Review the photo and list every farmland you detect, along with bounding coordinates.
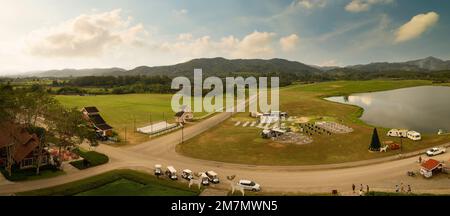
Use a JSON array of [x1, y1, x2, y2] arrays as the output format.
[[177, 80, 450, 165], [57, 94, 209, 145]]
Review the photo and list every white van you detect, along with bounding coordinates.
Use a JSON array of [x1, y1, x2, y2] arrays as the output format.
[[165, 166, 178, 180], [387, 129, 408, 138], [407, 131, 421, 141]]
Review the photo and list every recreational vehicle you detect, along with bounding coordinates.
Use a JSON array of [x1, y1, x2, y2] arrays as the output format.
[[386, 129, 408, 138], [165, 166, 178, 180], [407, 131, 421, 141]]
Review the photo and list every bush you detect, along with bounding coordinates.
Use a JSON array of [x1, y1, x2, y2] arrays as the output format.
[[70, 149, 109, 170], [0, 165, 62, 181]]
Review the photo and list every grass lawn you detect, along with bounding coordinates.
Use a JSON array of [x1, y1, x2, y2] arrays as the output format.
[[0, 165, 65, 182], [56, 94, 209, 145], [69, 148, 109, 170], [177, 80, 450, 165], [17, 169, 201, 196]]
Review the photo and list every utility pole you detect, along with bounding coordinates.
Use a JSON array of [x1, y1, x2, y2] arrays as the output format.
[[181, 125, 184, 144], [124, 127, 127, 144]]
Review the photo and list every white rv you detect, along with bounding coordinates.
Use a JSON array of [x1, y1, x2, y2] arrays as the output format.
[[407, 131, 421, 141], [386, 129, 408, 138]]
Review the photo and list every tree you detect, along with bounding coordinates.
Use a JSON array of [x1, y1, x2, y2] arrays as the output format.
[[46, 106, 98, 168], [369, 128, 381, 151]]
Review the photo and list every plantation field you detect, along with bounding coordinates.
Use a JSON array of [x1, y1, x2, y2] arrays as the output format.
[[177, 80, 450, 165]]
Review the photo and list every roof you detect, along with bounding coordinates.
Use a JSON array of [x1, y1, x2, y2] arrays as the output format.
[[89, 114, 106, 125], [95, 124, 113, 130], [83, 106, 99, 114], [175, 111, 185, 117], [0, 122, 41, 162], [421, 159, 441, 171]]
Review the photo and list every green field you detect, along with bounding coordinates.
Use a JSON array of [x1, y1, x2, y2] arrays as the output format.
[[57, 94, 210, 144], [17, 169, 201, 196], [177, 80, 450, 165]]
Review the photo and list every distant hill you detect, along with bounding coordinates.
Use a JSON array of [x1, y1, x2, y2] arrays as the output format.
[[347, 56, 450, 72], [25, 68, 126, 77], [106, 57, 321, 78]]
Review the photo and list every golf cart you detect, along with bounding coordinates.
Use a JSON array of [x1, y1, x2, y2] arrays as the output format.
[[154, 164, 162, 176], [165, 166, 178, 180], [206, 171, 220, 184], [199, 172, 210, 186], [181, 169, 194, 180]]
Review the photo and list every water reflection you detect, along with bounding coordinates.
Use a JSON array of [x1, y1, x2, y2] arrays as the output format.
[[326, 86, 450, 133]]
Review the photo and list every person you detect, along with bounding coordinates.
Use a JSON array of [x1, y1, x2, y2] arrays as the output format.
[[352, 184, 356, 193], [366, 185, 369, 193], [395, 185, 399, 192], [418, 156, 422, 163], [400, 183, 404, 193], [360, 184, 363, 192], [407, 185, 412, 194]]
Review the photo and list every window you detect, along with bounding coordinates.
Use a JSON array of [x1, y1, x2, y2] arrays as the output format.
[[21, 158, 34, 168]]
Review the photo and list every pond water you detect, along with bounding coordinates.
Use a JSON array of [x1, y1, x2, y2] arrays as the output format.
[[326, 86, 450, 134]]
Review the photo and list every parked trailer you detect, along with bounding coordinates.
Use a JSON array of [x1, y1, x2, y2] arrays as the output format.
[[387, 129, 408, 138]]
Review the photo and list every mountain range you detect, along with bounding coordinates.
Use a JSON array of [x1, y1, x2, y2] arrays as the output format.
[[15, 56, 450, 78]]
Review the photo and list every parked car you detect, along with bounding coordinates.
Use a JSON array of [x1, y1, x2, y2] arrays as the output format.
[[238, 180, 261, 192], [426, 147, 446, 156], [181, 169, 194, 180], [154, 164, 162, 176], [198, 172, 210, 186], [165, 166, 178, 180], [206, 171, 220, 184]]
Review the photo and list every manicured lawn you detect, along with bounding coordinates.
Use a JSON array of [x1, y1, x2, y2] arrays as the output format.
[[56, 94, 209, 145], [69, 148, 109, 170], [17, 169, 201, 196], [0, 165, 65, 182], [177, 80, 450, 165]]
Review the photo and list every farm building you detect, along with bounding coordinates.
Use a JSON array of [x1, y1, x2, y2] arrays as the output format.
[[420, 159, 444, 178], [82, 106, 113, 138], [0, 122, 50, 172]]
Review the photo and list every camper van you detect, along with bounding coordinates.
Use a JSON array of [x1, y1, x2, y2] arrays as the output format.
[[407, 131, 421, 141], [165, 166, 178, 180], [387, 129, 408, 138]]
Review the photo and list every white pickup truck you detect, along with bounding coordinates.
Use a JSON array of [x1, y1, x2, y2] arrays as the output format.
[[426, 147, 446, 156]]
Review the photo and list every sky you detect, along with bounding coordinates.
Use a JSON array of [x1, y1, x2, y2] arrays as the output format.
[[0, 0, 449, 74]]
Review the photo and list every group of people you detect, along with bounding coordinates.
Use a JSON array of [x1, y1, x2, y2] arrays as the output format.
[[352, 184, 369, 196], [352, 183, 412, 195], [395, 182, 412, 193]]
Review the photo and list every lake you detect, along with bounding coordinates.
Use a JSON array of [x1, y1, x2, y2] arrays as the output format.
[[326, 86, 450, 134]]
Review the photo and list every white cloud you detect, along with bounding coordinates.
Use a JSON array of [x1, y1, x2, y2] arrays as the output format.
[[156, 31, 277, 59], [280, 34, 300, 51], [173, 9, 188, 17], [345, 0, 394, 13], [26, 9, 147, 57], [292, 0, 327, 9], [394, 11, 439, 43]]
